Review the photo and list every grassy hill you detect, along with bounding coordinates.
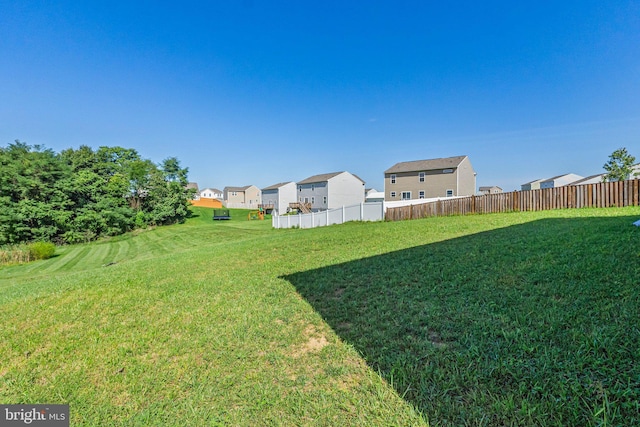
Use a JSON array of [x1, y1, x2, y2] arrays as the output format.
[[1, 206, 639, 426]]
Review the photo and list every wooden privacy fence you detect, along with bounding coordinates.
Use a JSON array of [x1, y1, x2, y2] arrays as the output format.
[[385, 179, 640, 221]]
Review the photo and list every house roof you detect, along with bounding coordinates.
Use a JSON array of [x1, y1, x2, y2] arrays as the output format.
[[522, 178, 543, 185], [384, 155, 467, 174], [569, 174, 603, 185], [224, 185, 253, 192], [186, 182, 198, 190], [262, 181, 294, 191], [200, 187, 222, 193], [479, 186, 502, 191], [298, 171, 364, 185], [541, 173, 582, 183]]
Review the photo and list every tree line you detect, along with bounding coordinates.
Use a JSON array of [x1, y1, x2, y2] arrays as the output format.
[[0, 141, 195, 245]]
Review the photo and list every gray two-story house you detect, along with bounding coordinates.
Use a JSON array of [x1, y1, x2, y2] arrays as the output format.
[[297, 171, 365, 212], [261, 182, 297, 214]]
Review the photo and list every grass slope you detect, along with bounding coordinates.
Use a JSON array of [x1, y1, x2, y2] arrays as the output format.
[[1, 206, 639, 426]]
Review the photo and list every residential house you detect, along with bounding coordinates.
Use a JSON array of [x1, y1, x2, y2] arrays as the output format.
[[365, 188, 385, 202], [570, 163, 640, 185], [296, 171, 365, 212], [199, 188, 223, 200], [384, 155, 476, 201], [479, 186, 503, 195], [521, 179, 544, 191], [540, 174, 584, 189], [186, 182, 199, 199], [569, 174, 605, 186], [224, 185, 261, 209], [189, 185, 224, 208], [261, 182, 297, 214]]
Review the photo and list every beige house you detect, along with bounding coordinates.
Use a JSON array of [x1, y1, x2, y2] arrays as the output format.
[[224, 185, 261, 209], [521, 179, 544, 191], [384, 155, 476, 201], [479, 186, 503, 195]]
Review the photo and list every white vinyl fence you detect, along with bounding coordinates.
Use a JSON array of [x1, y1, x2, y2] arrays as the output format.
[[272, 202, 384, 229]]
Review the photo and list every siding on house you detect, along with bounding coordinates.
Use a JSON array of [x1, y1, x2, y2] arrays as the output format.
[[384, 155, 476, 201], [224, 185, 261, 209], [297, 171, 365, 211], [261, 181, 297, 214], [540, 173, 584, 189], [479, 186, 503, 195], [199, 188, 223, 199], [521, 179, 544, 191], [569, 174, 604, 185]]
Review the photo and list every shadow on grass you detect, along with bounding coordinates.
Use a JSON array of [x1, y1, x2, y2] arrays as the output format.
[[283, 215, 640, 426]]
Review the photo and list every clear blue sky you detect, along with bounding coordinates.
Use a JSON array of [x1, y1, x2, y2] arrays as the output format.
[[1, 1, 639, 191]]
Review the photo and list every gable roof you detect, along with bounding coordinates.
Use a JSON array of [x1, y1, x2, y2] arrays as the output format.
[[200, 187, 222, 193], [522, 178, 543, 185], [224, 185, 254, 192], [569, 174, 603, 185], [541, 173, 582, 183], [385, 155, 467, 174], [298, 171, 364, 185], [262, 181, 294, 191]]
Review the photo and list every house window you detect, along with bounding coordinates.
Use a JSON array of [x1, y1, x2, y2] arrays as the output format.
[[446, 189, 454, 197], [419, 191, 425, 199], [311, 197, 315, 204], [299, 186, 302, 192], [311, 185, 315, 191], [390, 191, 396, 198], [419, 172, 425, 182], [323, 196, 327, 204], [390, 174, 396, 184], [443, 169, 453, 174], [401, 191, 411, 200]]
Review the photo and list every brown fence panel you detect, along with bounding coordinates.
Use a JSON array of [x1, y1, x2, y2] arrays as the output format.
[[384, 179, 640, 222]]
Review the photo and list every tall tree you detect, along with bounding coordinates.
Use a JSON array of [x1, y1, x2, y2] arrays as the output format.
[[603, 148, 636, 182], [1, 141, 193, 244]]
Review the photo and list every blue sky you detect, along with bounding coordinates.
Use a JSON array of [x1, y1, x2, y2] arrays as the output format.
[[1, 1, 639, 191]]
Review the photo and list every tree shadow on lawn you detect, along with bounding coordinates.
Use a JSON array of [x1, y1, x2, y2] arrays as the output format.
[[282, 215, 640, 426]]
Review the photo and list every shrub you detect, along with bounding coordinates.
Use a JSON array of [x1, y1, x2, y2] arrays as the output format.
[[0, 244, 31, 265], [28, 241, 56, 260]]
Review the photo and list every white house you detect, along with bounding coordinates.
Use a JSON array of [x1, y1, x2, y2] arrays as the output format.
[[540, 173, 584, 189], [261, 182, 297, 214], [365, 188, 385, 202], [199, 188, 223, 200], [570, 163, 640, 185], [569, 174, 604, 186], [297, 171, 365, 212]]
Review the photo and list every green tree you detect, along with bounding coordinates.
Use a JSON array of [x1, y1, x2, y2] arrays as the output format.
[[1, 141, 193, 244], [603, 148, 637, 182], [0, 141, 73, 244]]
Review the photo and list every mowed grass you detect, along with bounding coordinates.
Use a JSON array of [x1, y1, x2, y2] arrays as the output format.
[[1, 206, 640, 425]]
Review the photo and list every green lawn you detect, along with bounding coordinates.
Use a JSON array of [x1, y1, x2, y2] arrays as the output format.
[[1, 206, 639, 426]]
